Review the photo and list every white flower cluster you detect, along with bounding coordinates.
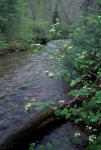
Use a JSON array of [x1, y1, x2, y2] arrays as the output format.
[[56, 18, 59, 22], [75, 51, 87, 60], [30, 43, 42, 49], [44, 71, 54, 78], [48, 72, 54, 78], [78, 55, 85, 59], [89, 134, 96, 142], [86, 126, 92, 130], [82, 51, 87, 54], [70, 81, 75, 87], [59, 100, 65, 103], [83, 85, 91, 90], [63, 44, 67, 48], [74, 132, 81, 137], [35, 43, 41, 46], [25, 103, 32, 111], [98, 16, 101, 19], [68, 46, 73, 50], [50, 18, 61, 34], [50, 27, 56, 33]]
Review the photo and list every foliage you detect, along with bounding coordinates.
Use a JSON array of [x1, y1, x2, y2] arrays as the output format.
[[25, 2, 101, 150], [86, 134, 101, 150], [30, 43, 46, 52], [27, 12, 101, 149], [0, 0, 33, 54], [58, 13, 101, 149], [50, 18, 71, 40], [29, 143, 35, 150], [32, 21, 50, 44], [29, 138, 70, 150], [0, 39, 8, 55], [50, 19, 61, 39]]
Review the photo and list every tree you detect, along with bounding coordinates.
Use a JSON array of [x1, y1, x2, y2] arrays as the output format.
[[0, 0, 33, 53]]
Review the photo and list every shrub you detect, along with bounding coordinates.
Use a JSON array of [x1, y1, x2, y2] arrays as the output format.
[[60, 15, 101, 149], [32, 21, 51, 44], [0, 40, 8, 55]]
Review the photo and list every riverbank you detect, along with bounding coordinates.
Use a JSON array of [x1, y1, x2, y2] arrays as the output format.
[[0, 40, 87, 150]]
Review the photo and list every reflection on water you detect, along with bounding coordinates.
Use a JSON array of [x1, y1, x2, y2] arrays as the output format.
[[0, 50, 35, 76]]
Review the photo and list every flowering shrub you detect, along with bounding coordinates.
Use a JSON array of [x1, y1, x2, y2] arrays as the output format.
[[58, 15, 101, 149], [50, 19, 62, 39], [28, 12, 101, 150], [29, 43, 47, 53]]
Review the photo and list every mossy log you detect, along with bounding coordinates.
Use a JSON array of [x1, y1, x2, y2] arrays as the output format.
[[0, 97, 79, 150]]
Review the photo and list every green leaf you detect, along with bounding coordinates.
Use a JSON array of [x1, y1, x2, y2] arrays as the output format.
[[97, 71, 101, 77], [54, 109, 61, 117], [79, 111, 87, 119], [90, 116, 99, 123], [92, 91, 101, 103], [70, 108, 78, 116], [61, 108, 70, 119], [95, 98, 101, 104], [69, 89, 90, 96], [75, 118, 82, 124], [70, 77, 82, 86], [61, 69, 71, 82], [77, 89, 90, 96]]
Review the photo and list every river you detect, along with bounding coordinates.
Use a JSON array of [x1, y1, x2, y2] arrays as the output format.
[[0, 40, 87, 150]]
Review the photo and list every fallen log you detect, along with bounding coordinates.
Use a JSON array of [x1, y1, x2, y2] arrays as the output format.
[[0, 97, 79, 150]]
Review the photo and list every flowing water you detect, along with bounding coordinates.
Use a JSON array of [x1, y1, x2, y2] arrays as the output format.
[[0, 40, 87, 150]]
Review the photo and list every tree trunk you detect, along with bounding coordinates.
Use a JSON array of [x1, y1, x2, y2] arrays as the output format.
[[83, 0, 89, 25]]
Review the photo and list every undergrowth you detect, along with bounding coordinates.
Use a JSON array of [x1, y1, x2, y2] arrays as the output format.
[[55, 15, 101, 150], [27, 15, 101, 150]]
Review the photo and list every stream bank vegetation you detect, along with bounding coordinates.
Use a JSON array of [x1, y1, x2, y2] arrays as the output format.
[[54, 15, 101, 150], [27, 1, 101, 150]]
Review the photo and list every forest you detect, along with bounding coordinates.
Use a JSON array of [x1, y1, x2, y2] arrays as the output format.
[[0, 0, 101, 150]]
